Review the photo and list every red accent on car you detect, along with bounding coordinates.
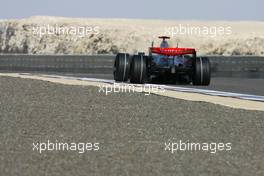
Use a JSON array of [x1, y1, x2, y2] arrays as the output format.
[[150, 47, 196, 56]]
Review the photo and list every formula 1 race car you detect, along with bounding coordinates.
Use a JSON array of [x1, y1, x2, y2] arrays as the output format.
[[113, 36, 211, 85]]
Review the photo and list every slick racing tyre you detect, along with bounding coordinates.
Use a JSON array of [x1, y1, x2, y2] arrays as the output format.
[[113, 53, 130, 82], [193, 57, 211, 86], [130, 54, 148, 84]]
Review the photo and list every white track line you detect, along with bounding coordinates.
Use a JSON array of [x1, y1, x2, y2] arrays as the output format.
[[20, 73, 264, 102], [161, 85, 264, 102], [1, 73, 264, 111]]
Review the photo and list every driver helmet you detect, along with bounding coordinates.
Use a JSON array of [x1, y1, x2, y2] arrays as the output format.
[[160, 39, 169, 48]]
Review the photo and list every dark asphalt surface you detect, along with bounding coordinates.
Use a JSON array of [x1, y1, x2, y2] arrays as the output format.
[[0, 77, 264, 175], [1, 54, 264, 97], [184, 77, 264, 96]]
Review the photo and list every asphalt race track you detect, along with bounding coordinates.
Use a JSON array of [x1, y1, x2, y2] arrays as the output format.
[[184, 77, 264, 96], [0, 55, 264, 175], [0, 76, 263, 176], [0, 55, 263, 96]]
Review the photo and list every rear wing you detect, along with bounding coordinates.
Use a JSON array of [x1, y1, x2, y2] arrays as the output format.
[[150, 47, 196, 56]]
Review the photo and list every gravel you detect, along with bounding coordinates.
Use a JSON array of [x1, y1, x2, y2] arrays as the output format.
[[0, 77, 263, 176]]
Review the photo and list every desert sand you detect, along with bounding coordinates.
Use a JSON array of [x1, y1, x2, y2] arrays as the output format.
[[0, 16, 264, 55]]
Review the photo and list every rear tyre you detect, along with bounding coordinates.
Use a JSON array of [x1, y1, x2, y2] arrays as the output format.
[[113, 53, 130, 82], [130, 54, 148, 84], [193, 57, 211, 86]]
